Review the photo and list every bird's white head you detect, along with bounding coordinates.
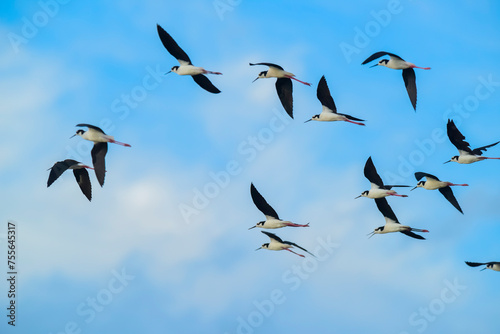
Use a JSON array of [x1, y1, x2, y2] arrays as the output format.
[[249, 221, 265, 230], [252, 71, 268, 82], [371, 59, 389, 68], [411, 181, 425, 191], [304, 115, 320, 123], [483, 264, 494, 271], [444, 156, 459, 164], [166, 66, 180, 74], [256, 243, 269, 251], [368, 226, 384, 238], [70, 129, 85, 139], [355, 190, 369, 199]]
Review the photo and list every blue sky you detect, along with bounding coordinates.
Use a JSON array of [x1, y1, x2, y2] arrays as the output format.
[[1, 0, 500, 333]]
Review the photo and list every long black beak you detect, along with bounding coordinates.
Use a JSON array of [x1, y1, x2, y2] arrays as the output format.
[[255, 247, 262, 251], [481, 267, 488, 271], [248, 226, 256, 230], [443, 160, 451, 164], [165, 71, 172, 75], [370, 64, 378, 68], [252, 77, 259, 83], [410, 186, 418, 191], [367, 231, 375, 238], [354, 195, 362, 199], [304, 119, 312, 123], [69, 134, 77, 139]]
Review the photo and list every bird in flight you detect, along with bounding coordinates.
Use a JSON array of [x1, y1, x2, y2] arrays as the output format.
[[368, 197, 429, 240], [157, 24, 222, 94], [256, 231, 315, 257], [249, 183, 309, 229], [356, 157, 409, 199], [71, 124, 131, 187], [250, 62, 311, 119], [47, 159, 93, 201], [411, 172, 467, 214], [362, 51, 430, 111], [465, 261, 500, 272], [304, 75, 365, 126], [445, 119, 500, 164]]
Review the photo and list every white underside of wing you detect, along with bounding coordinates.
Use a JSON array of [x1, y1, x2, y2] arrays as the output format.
[[321, 105, 335, 114], [458, 149, 471, 156]]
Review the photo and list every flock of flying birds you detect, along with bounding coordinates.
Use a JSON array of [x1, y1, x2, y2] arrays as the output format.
[[46, 24, 499, 272]]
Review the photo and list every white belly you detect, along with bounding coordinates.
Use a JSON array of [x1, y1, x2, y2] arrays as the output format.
[[318, 109, 345, 122], [267, 67, 294, 78], [458, 155, 482, 164], [83, 130, 112, 143], [268, 240, 289, 251], [383, 223, 406, 233], [423, 179, 448, 190], [175, 65, 204, 76], [387, 59, 411, 70], [367, 188, 393, 199], [263, 219, 287, 229]]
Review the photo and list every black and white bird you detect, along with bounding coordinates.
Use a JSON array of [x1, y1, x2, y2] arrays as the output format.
[[157, 24, 222, 94], [368, 198, 429, 239], [445, 119, 500, 164], [304, 76, 365, 125], [356, 157, 409, 199], [361, 51, 430, 110], [250, 62, 311, 119], [411, 172, 468, 214], [249, 183, 309, 229], [71, 124, 131, 187], [47, 159, 93, 201], [465, 261, 500, 272], [256, 231, 314, 257]]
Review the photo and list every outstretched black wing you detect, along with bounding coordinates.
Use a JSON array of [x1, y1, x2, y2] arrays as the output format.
[[284, 241, 315, 257], [471, 141, 500, 156], [438, 187, 463, 214], [47, 159, 79, 187], [73, 168, 92, 201], [76, 123, 106, 134], [249, 62, 284, 70], [276, 78, 293, 119], [192, 74, 221, 94], [465, 261, 486, 267], [338, 113, 365, 122], [402, 68, 417, 111], [401, 230, 425, 240], [251, 183, 279, 220], [364, 156, 384, 187], [415, 172, 439, 181], [91, 142, 108, 187], [374, 198, 399, 224], [316, 76, 337, 112], [447, 119, 471, 153], [361, 51, 404, 64], [261, 231, 283, 243], [157, 24, 192, 64]]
